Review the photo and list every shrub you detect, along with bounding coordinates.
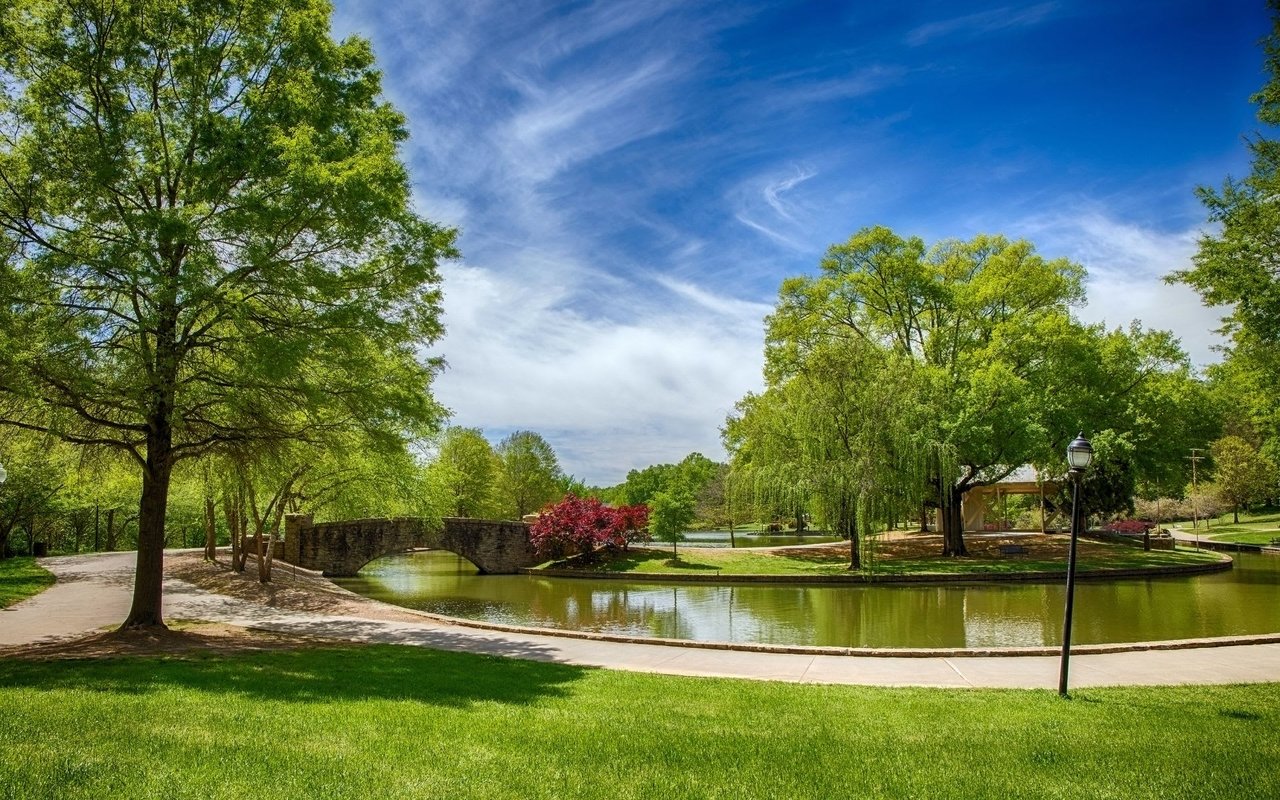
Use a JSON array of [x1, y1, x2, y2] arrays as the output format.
[[1104, 519, 1154, 535]]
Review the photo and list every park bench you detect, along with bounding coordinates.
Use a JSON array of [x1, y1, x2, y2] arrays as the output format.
[[1269, 538, 1280, 547], [998, 544, 1028, 555]]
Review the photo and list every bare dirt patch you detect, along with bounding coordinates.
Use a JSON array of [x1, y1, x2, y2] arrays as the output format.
[[0, 621, 333, 661], [769, 532, 1113, 563], [166, 550, 425, 623]]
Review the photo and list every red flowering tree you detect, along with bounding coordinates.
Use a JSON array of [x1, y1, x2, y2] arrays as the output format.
[[616, 504, 651, 548], [529, 494, 650, 558]]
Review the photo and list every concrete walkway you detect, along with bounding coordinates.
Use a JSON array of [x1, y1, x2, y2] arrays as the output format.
[[4, 551, 1280, 689]]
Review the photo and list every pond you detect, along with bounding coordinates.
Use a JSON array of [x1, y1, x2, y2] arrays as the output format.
[[332, 550, 1280, 649]]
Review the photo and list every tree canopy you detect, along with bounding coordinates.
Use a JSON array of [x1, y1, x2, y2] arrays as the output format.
[[0, 0, 454, 627], [730, 227, 1200, 559], [494, 430, 563, 519], [428, 427, 499, 518]]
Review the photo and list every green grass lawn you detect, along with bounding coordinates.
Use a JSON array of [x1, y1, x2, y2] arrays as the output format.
[[1205, 528, 1280, 545], [566, 543, 1221, 578], [0, 645, 1275, 799], [1193, 508, 1280, 545], [0, 557, 54, 608]]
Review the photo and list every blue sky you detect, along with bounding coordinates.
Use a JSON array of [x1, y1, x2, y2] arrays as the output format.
[[332, 1, 1270, 486]]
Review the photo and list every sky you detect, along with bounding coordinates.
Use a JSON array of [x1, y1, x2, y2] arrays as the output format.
[[331, 0, 1272, 486]]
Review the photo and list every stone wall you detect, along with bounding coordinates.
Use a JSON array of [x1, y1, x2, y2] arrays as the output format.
[[281, 514, 537, 576]]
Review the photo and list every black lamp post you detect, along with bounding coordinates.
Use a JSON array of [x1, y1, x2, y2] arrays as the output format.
[[1058, 432, 1094, 698]]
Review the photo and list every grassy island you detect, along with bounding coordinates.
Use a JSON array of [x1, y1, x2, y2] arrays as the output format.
[[541, 533, 1224, 580]]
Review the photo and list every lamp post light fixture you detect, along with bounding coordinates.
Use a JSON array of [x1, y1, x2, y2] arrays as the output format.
[[1058, 432, 1094, 698]]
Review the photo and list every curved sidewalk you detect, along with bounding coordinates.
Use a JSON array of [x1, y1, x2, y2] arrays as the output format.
[[3, 551, 1280, 689]]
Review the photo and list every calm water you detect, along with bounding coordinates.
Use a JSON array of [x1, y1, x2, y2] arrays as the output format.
[[334, 550, 1280, 649]]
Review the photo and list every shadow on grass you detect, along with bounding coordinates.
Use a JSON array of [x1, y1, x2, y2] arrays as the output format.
[[0, 640, 591, 708]]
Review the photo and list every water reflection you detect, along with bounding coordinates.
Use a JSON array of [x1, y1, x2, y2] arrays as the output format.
[[333, 550, 1280, 648]]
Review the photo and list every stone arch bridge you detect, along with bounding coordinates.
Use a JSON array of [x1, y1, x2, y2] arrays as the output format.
[[282, 514, 539, 577]]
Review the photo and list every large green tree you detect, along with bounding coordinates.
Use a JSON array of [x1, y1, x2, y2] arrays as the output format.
[[1209, 435, 1277, 523], [0, 0, 453, 628], [428, 427, 499, 518], [757, 227, 1195, 556], [773, 227, 1091, 555], [494, 431, 563, 519]]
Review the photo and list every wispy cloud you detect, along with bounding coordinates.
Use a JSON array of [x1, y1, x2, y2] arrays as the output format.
[[762, 166, 816, 222], [906, 3, 1058, 46]]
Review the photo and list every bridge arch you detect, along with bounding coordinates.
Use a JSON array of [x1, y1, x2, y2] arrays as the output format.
[[282, 514, 538, 577]]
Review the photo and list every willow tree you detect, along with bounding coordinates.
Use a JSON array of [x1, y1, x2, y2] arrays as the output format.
[[0, 0, 454, 628], [769, 227, 1097, 556], [725, 331, 925, 570]]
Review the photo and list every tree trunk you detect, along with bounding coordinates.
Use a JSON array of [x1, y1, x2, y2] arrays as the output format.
[[203, 495, 217, 560], [919, 501, 929, 533], [1234, 505, 1240, 524], [940, 486, 968, 557], [224, 492, 246, 572], [120, 430, 174, 630], [843, 496, 861, 570], [94, 503, 100, 551]]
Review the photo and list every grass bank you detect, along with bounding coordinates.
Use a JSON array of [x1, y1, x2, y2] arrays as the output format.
[[559, 536, 1221, 579], [0, 557, 54, 608], [1206, 528, 1280, 545], [1, 645, 1276, 799], [1197, 510, 1280, 545]]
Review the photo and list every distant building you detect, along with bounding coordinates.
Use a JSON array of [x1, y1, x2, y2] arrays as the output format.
[[962, 466, 1060, 532]]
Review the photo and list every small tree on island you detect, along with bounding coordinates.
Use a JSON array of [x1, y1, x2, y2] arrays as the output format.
[[529, 494, 649, 560], [649, 490, 696, 560]]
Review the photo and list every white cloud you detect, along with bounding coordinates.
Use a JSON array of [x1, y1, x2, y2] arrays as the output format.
[[430, 262, 766, 485]]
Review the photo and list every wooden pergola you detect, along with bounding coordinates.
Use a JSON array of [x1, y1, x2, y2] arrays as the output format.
[[961, 467, 1061, 532]]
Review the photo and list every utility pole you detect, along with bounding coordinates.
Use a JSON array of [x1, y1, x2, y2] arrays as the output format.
[[1187, 448, 1205, 535]]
